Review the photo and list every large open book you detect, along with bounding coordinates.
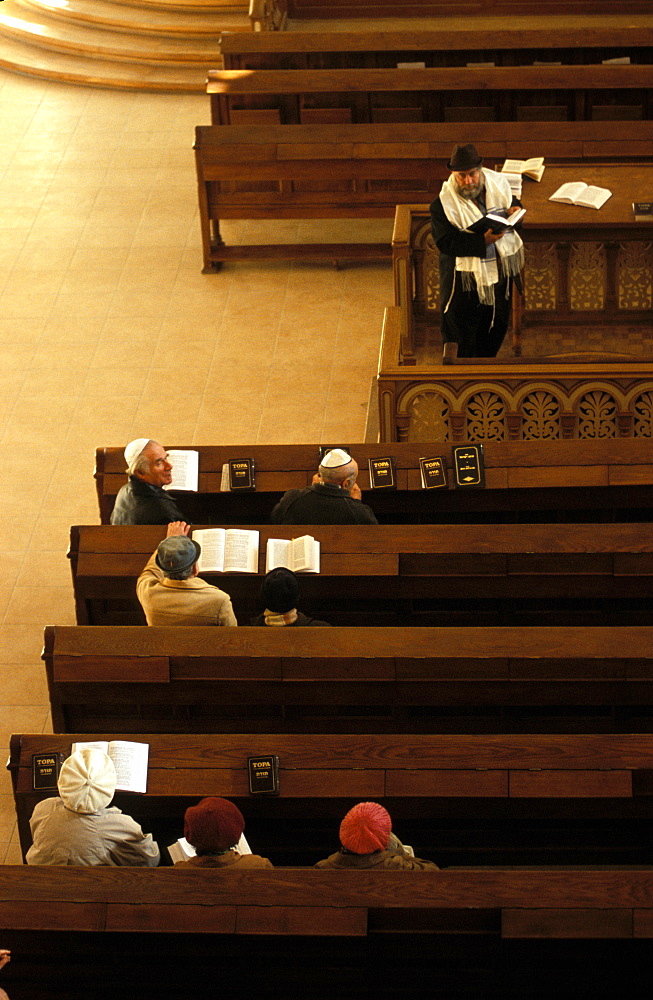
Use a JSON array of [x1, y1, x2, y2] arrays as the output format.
[[168, 833, 252, 864], [265, 535, 320, 574], [71, 740, 149, 794], [192, 528, 259, 574], [502, 157, 545, 182], [468, 207, 526, 235], [163, 450, 199, 492], [549, 182, 612, 210]]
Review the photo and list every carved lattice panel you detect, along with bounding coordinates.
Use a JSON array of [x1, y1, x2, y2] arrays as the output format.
[[520, 390, 562, 439], [617, 242, 653, 310], [577, 390, 617, 438], [523, 243, 556, 311], [465, 391, 506, 441], [407, 391, 450, 442], [423, 241, 440, 312], [632, 391, 653, 437], [569, 242, 606, 311]]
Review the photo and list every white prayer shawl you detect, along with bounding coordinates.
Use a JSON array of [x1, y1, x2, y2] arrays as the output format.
[[439, 168, 524, 307]]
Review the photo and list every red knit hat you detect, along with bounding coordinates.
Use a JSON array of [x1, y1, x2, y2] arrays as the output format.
[[184, 797, 245, 854], [339, 802, 392, 854]]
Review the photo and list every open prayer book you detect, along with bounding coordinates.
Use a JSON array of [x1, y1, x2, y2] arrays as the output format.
[[71, 740, 149, 794], [192, 528, 259, 574], [468, 207, 526, 235], [549, 182, 612, 210], [163, 450, 199, 492], [168, 833, 252, 864], [265, 535, 320, 574], [502, 157, 545, 182]]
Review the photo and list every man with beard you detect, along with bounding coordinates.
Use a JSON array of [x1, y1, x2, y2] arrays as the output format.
[[430, 143, 524, 358]]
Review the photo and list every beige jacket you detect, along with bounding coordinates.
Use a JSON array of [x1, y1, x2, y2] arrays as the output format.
[[26, 797, 160, 867], [137, 552, 237, 626]]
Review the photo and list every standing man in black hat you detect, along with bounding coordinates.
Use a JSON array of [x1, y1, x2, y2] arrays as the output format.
[[430, 143, 524, 358]]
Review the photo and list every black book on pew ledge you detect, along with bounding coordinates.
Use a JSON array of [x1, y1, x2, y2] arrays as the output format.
[[419, 456, 447, 489], [633, 202, 653, 222], [467, 207, 526, 235], [32, 752, 64, 790], [248, 755, 280, 795], [220, 458, 255, 491], [453, 445, 486, 489], [368, 456, 397, 490]]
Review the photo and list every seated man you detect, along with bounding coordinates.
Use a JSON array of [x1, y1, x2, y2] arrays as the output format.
[[137, 522, 237, 626], [111, 438, 186, 525], [251, 567, 331, 627], [174, 797, 272, 870], [315, 801, 438, 870], [270, 449, 378, 525], [26, 749, 160, 867]]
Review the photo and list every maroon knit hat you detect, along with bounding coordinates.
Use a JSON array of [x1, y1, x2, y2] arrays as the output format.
[[184, 797, 245, 854], [339, 802, 392, 854]]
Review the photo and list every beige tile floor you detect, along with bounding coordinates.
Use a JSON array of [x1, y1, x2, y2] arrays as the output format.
[[0, 68, 395, 862]]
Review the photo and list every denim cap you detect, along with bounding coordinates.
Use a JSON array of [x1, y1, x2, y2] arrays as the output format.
[[155, 535, 201, 576]]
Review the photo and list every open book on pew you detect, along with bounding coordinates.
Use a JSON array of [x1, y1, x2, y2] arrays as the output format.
[[163, 450, 199, 492], [191, 528, 320, 574], [168, 833, 252, 864], [502, 157, 545, 182], [468, 207, 526, 235], [549, 182, 612, 209], [72, 740, 149, 794], [265, 535, 320, 574]]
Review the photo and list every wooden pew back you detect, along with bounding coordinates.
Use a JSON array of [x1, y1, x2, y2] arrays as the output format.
[[44, 625, 653, 734], [95, 439, 653, 524], [207, 66, 653, 126], [69, 522, 653, 628], [12, 732, 653, 866]]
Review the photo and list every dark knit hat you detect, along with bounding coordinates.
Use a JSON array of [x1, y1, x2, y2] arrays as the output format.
[[260, 567, 300, 613], [339, 802, 392, 854], [447, 143, 483, 171], [155, 535, 201, 576], [184, 797, 245, 854]]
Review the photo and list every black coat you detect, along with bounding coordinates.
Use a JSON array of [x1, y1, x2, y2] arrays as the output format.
[[110, 476, 185, 525], [270, 483, 378, 525]]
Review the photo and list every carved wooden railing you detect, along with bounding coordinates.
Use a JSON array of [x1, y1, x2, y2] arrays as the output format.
[[249, 0, 287, 30], [378, 307, 653, 442], [393, 204, 653, 364]]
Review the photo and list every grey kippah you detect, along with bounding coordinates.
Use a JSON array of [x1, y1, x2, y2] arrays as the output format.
[[155, 536, 200, 576]]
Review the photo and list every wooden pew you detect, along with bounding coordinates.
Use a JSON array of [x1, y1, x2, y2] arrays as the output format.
[[283, 0, 651, 17], [194, 122, 653, 267], [12, 732, 653, 866], [95, 440, 653, 525], [2, 867, 653, 1000], [207, 65, 653, 126], [68, 522, 653, 628], [219, 24, 653, 71], [43, 625, 653, 734]]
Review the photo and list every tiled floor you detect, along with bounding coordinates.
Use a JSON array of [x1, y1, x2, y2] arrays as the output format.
[[0, 68, 395, 862]]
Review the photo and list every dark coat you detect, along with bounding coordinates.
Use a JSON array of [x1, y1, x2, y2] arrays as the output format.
[[429, 193, 522, 358], [110, 476, 185, 525], [270, 483, 378, 525]]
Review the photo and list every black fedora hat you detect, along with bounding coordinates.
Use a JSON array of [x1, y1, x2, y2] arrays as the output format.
[[447, 143, 483, 171]]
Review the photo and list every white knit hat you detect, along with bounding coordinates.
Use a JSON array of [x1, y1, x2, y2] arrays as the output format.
[[124, 438, 150, 473], [320, 449, 352, 469], [58, 749, 117, 814]]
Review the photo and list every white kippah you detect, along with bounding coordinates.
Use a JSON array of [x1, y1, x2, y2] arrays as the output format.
[[124, 438, 150, 472], [320, 449, 352, 469]]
